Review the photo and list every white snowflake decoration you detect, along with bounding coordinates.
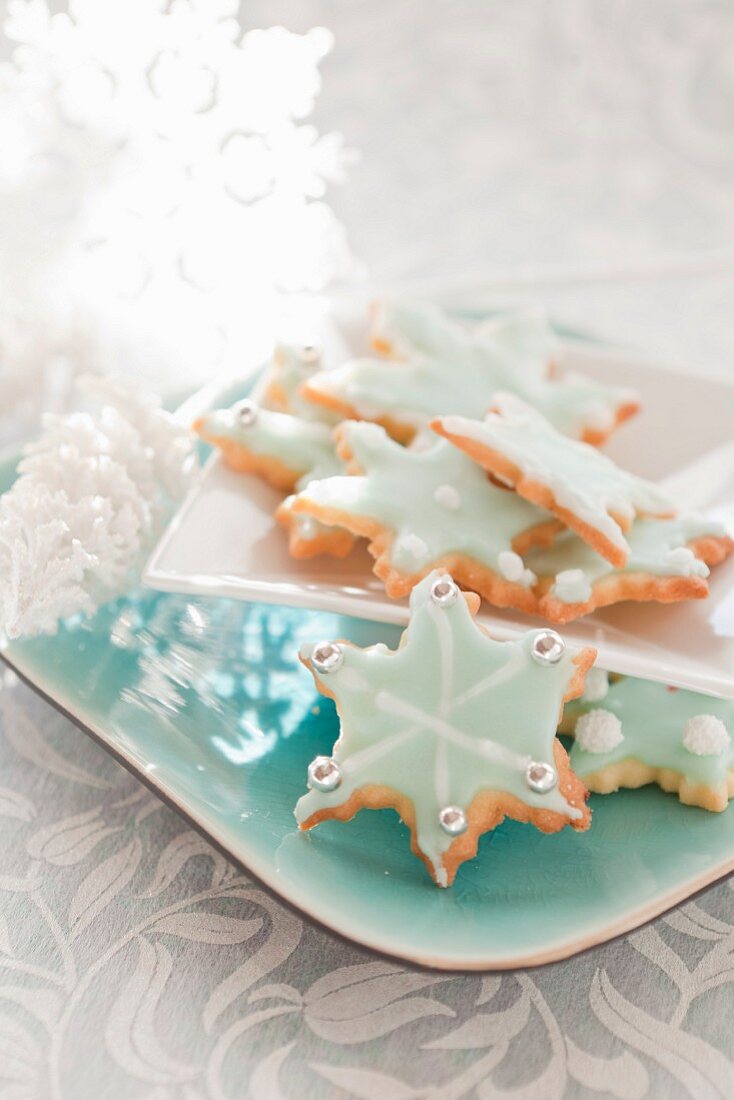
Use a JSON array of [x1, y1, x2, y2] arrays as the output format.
[[0, 376, 197, 638], [0, 1, 356, 443]]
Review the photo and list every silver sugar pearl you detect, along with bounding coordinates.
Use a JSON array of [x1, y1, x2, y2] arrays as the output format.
[[308, 755, 342, 792], [525, 760, 558, 793], [431, 576, 459, 608], [311, 641, 344, 674], [531, 629, 565, 666], [438, 805, 468, 835], [298, 344, 321, 365], [235, 398, 258, 427]]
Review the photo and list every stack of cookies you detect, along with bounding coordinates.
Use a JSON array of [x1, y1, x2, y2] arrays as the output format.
[[194, 302, 734, 886], [195, 300, 732, 625]]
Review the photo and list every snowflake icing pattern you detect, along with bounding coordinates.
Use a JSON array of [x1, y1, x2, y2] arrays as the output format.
[[296, 571, 594, 885]]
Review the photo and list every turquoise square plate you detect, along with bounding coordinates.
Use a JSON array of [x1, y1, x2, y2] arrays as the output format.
[[2, 442, 733, 969]]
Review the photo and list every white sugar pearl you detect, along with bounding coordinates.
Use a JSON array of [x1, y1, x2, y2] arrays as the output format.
[[396, 533, 429, 562], [665, 546, 696, 565], [575, 709, 624, 754], [582, 668, 609, 703], [433, 484, 461, 510], [497, 550, 524, 583], [554, 569, 592, 604], [682, 715, 731, 757]]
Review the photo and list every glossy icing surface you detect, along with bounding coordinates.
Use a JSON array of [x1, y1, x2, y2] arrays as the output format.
[[258, 343, 341, 425], [438, 393, 673, 563], [197, 403, 340, 484], [307, 302, 636, 439], [293, 421, 547, 576], [570, 678, 734, 789], [296, 571, 588, 884], [526, 515, 719, 602]]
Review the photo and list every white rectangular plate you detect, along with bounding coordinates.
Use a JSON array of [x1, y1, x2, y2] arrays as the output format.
[[145, 329, 734, 698]]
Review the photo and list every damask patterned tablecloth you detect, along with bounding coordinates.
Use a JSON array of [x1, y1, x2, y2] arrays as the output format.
[[2, 2, 734, 1097]]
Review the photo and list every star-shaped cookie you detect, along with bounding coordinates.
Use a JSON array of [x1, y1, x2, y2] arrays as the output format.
[[433, 392, 674, 567], [257, 342, 341, 425], [566, 677, 734, 812], [296, 570, 595, 885], [525, 513, 733, 622], [302, 301, 638, 445], [194, 400, 355, 558], [290, 420, 560, 610]]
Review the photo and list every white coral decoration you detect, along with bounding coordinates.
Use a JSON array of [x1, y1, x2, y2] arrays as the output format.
[[0, 377, 197, 639], [0, 1, 355, 444]]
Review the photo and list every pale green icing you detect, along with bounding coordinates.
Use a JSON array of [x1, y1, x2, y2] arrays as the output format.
[[254, 343, 341, 425], [439, 393, 672, 562], [296, 569, 587, 884], [198, 404, 341, 486], [374, 301, 555, 382], [308, 301, 636, 440], [199, 400, 351, 551], [293, 421, 547, 578], [568, 677, 734, 792], [526, 514, 720, 602]]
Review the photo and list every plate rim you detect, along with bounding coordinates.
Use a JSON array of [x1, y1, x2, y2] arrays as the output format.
[[3, 641, 733, 971]]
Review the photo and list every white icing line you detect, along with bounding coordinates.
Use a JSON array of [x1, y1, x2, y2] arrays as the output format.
[[428, 600, 454, 720], [454, 646, 527, 708], [340, 725, 423, 776], [375, 690, 529, 771]]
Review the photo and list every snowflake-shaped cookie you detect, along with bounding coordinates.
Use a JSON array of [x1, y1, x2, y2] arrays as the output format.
[[194, 399, 354, 558], [303, 301, 638, 445], [566, 678, 734, 812], [434, 392, 674, 567], [290, 420, 559, 608], [255, 342, 341, 425], [525, 514, 733, 622], [296, 570, 594, 885], [195, 401, 339, 491]]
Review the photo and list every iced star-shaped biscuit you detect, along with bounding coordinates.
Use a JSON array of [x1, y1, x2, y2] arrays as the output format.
[[296, 570, 594, 885], [256, 342, 340, 424], [524, 513, 733, 622], [434, 393, 674, 567], [566, 677, 734, 811], [194, 400, 355, 558], [303, 301, 638, 445], [195, 401, 339, 492], [291, 420, 559, 610]]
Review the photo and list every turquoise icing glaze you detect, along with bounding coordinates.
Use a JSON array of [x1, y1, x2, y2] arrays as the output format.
[[296, 570, 589, 885], [569, 678, 734, 792], [307, 301, 636, 440], [293, 421, 545, 578], [438, 393, 673, 563], [526, 515, 720, 602]]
